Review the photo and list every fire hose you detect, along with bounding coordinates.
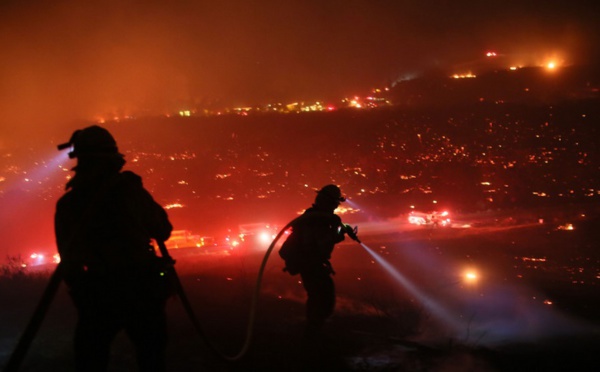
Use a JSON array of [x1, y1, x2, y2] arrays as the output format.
[[3, 265, 64, 371], [155, 216, 299, 362]]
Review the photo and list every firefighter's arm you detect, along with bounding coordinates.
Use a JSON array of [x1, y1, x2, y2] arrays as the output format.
[[122, 171, 173, 242], [330, 215, 346, 244], [54, 195, 78, 257]]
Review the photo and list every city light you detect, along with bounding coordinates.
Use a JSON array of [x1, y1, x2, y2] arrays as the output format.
[[557, 223, 574, 231], [164, 203, 184, 209], [451, 72, 477, 79]]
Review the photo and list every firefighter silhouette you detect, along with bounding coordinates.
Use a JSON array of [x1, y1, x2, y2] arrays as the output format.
[[55, 126, 173, 372], [291, 185, 348, 339]]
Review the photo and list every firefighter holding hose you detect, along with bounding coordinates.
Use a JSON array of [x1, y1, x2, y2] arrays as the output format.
[[280, 184, 359, 343], [55, 126, 173, 372]]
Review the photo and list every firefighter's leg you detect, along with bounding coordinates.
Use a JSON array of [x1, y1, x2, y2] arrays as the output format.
[[73, 306, 120, 372], [125, 300, 168, 372], [301, 269, 336, 334]]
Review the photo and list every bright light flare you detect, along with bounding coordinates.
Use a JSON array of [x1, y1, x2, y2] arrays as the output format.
[[464, 270, 478, 283], [28, 252, 60, 266], [557, 223, 574, 231], [259, 231, 272, 244]]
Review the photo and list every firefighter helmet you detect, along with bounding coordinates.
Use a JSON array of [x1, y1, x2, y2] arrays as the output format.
[[58, 125, 122, 159], [316, 184, 346, 202]]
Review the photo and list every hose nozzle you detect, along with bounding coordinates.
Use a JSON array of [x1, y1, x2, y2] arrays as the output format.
[[342, 224, 361, 244]]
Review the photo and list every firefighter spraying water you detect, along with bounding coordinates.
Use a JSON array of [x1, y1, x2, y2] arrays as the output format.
[[278, 184, 361, 343]]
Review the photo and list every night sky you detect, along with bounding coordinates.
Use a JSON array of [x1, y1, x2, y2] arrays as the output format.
[[1, 0, 599, 140]]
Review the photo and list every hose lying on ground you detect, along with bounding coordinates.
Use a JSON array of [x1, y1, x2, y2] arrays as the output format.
[[158, 216, 300, 362]]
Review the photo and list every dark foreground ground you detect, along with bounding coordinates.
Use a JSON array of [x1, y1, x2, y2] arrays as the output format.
[[1, 209, 599, 371]]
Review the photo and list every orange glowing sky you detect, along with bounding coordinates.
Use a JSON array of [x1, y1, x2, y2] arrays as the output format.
[[1, 0, 598, 141]]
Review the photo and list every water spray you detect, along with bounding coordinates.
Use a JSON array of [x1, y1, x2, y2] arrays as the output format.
[[359, 242, 463, 332]]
